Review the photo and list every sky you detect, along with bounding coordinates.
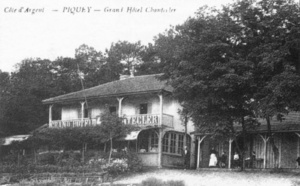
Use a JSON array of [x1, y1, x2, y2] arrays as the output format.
[[0, 0, 234, 72]]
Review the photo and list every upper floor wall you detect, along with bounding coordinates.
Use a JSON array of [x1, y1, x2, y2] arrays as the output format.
[[49, 93, 194, 133]]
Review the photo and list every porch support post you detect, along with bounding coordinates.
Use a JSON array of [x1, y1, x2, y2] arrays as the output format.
[[279, 135, 282, 168], [296, 133, 300, 157], [228, 137, 233, 169], [295, 132, 300, 168], [259, 134, 269, 169], [158, 128, 163, 168], [158, 94, 163, 125], [80, 102, 85, 121], [197, 135, 207, 169], [49, 104, 53, 126], [117, 97, 124, 116]]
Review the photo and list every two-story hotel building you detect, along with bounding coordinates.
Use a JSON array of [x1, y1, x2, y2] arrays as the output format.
[[42, 74, 195, 168]]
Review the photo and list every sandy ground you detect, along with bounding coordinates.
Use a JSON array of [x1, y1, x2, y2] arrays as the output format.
[[114, 169, 300, 186]]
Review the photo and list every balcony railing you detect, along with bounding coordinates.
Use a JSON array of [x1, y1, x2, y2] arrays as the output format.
[[50, 113, 173, 128], [123, 114, 173, 128], [50, 118, 99, 128]]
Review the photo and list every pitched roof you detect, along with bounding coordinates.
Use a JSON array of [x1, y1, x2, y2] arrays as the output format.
[[1, 135, 31, 146], [192, 112, 300, 135], [42, 74, 173, 104]]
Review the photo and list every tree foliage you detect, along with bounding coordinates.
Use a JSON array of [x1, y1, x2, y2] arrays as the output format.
[[154, 0, 300, 169], [29, 126, 104, 151], [99, 109, 136, 163], [0, 41, 161, 136], [105, 41, 145, 75]]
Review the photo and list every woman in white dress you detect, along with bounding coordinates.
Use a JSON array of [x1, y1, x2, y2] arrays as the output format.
[[209, 153, 218, 167]]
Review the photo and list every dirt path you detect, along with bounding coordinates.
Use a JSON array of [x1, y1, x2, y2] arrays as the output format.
[[114, 169, 300, 186]]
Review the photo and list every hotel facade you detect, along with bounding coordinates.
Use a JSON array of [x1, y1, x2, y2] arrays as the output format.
[[43, 74, 300, 169], [42, 74, 194, 168]]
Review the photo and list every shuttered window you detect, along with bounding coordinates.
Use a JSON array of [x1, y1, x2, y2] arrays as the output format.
[[162, 132, 191, 155], [140, 103, 148, 114], [163, 133, 169, 152]]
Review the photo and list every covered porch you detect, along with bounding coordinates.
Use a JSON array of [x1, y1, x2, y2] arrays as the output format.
[[193, 124, 300, 169], [46, 93, 174, 129], [116, 128, 192, 168]]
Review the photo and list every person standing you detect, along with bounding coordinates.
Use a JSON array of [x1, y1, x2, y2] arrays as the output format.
[[209, 149, 218, 167], [183, 146, 190, 170], [219, 151, 227, 168], [233, 151, 240, 168], [296, 157, 300, 168]]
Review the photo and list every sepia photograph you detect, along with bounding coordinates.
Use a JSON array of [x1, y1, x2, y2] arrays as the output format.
[[1, 0, 300, 185]]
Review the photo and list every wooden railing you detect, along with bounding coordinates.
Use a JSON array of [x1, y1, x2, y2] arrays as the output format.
[[123, 114, 174, 128], [50, 114, 174, 128], [50, 118, 99, 128]]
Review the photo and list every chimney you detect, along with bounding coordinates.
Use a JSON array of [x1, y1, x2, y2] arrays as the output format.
[[130, 66, 135, 77], [120, 66, 135, 80], [120, 74, 130, 80]]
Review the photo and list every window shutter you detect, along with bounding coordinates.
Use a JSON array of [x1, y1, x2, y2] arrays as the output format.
[[135, 104, 139, 115], [147, 103, 152, 114]]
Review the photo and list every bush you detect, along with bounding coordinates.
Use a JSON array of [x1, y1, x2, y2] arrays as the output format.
[[110, 151, 142, 172], [0, 150, 141, 179], [126, 152, 143, 172], [141, 177, 164, 186], [87, 151, 142, 177], [103, 158, 129, 176], [37, 151, 82, 166], [141, 177, 185, 186], [38, 152, 57, 165], [1, 153, 32, 166], [55, 151, 81, 166]]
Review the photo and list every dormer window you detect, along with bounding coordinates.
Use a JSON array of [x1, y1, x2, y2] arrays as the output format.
[[109, 106, 117, 114], [84, 108, 89, 118], [140, 103, 148, 114]]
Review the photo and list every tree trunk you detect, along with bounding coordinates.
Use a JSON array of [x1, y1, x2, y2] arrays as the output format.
[[240, 117, 246, 171], [104, 142, 107, 152], [34, 149, 37, 164], [108, 137, 113, 164], [295, 51, 300, 74], [230, 122, 243, 170], [183, 116, 188, 150], [249, 136, 254, 168], [17, 151, 20, 167], [82, 143, 85, 163], [266, 116, 279, 168]]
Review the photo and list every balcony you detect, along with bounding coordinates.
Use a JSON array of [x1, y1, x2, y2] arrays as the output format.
[[50, 118, 99, 128], [50, 114, 173, 128], [123, 114, 173, 128]]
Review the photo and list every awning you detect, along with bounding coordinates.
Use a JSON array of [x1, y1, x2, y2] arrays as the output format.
[[1, 135, 31, 146], [117, 130, 142, 141]]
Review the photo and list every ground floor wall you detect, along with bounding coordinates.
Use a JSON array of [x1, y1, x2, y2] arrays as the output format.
[[137, 153, 159, 166], [194, 132, 300, 169], [251, 133, 299, 168], [196, 137, 229, 168], [116, 128, 193, 168], [162, 153, 184, 167]]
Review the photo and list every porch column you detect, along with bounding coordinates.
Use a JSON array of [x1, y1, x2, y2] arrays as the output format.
[[158, 129, 163, 168], [295, 132, 300, 168], [228, 137, 233, 169], [158, 94, 163, 125], [197, 135, 207, 169], [279, 135, 282, 168], [117, 97, 124, 116], [49, 105, 53, 126], [259, 134, 269, 169], [80, 102, 85, 121]]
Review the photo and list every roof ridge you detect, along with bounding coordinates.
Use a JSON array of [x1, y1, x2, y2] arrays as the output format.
[[80, 73, 163, 92], [43, 73, 165, 102]]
